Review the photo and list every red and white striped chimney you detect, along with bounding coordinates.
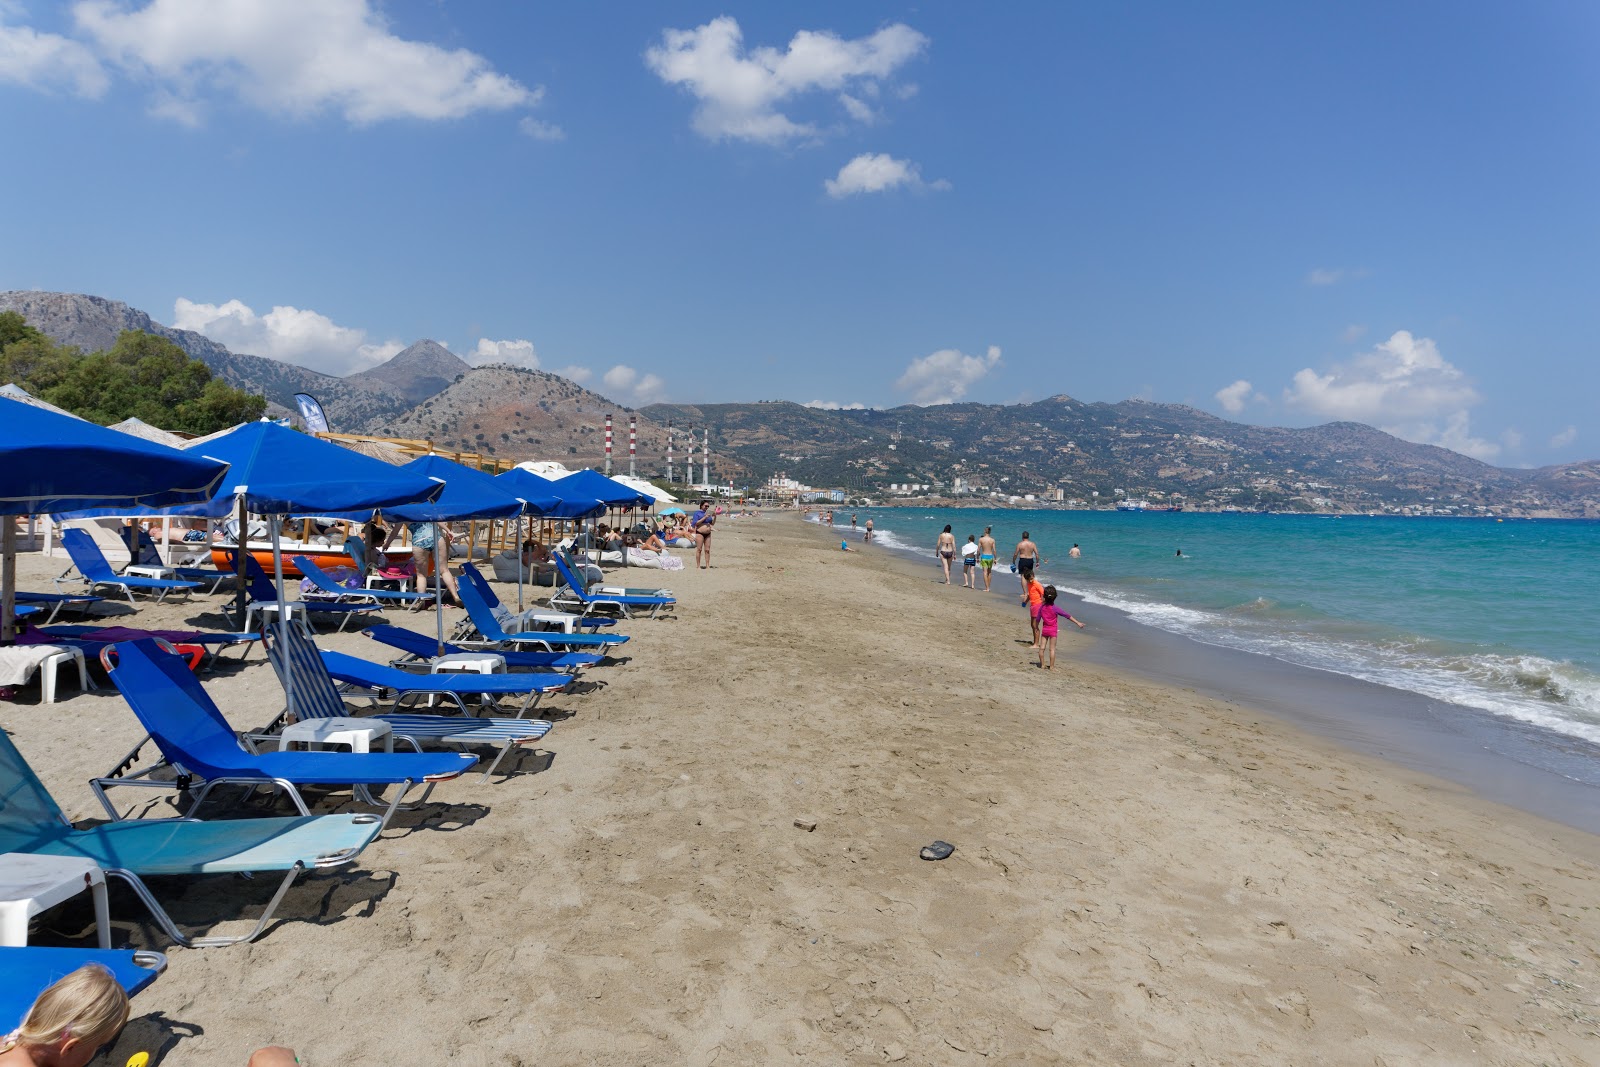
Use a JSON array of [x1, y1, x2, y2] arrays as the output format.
[[629, 416, 637, 478], [604, 413, 613, 476]]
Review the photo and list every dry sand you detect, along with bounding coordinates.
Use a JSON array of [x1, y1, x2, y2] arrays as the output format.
[[5, 514, 1600, 1066]]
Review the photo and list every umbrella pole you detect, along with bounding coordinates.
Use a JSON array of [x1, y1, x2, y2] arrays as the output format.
[[232, 495, 249, 626], [516, 513, 526, 613], [270, 519, 295, 720], [434, 531, 445, 658], [2, 520, 16, 645]]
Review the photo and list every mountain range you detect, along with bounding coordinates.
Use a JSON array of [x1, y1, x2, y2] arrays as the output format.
[[2, 290, 1595, 516]]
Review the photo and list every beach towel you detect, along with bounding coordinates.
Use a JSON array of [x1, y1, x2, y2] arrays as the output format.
[[0, 644, 71, 686]]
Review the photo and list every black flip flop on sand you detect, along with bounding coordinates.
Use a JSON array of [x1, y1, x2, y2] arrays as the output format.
[[920, 840, 954, 861]]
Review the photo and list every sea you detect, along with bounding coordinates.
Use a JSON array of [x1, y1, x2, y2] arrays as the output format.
[[812, 507, 1600, 826]]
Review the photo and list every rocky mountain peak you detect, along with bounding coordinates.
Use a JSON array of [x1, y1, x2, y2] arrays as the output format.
[[347, 339, 472, 404]]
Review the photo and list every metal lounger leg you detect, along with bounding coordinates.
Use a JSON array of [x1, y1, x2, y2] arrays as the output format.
[[103, 863, 308, 949]]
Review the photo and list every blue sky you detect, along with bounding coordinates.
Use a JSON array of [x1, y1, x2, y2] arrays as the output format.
[[2, 2, 1596, 466]]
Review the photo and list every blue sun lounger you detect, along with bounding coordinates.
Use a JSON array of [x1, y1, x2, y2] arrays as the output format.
[[170, 565, 239, 595], [230, 551, 384, 635], [0, 727, 384, 948], [550, 551, 675, 619], [362, 624, 602, 675], [456, 564, 617, 630], [55, 530, 200, 605], [96, 639, 475, 828], [36, 625, 258, 665], [0, 946, 167, 1021], [292, 555, 431, 610], [457, 580, 629, 653], [12, 592, 103, 625], [260, 626, 556, 780], [262, 624, 567, 719]]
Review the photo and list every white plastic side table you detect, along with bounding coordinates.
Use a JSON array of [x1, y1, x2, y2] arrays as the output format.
[[278, 717, 394, 754], [33, 645, 94, 704], [124, 564, 177, 580], [431, 652, 507, 675], [0, 853, 110, 949]]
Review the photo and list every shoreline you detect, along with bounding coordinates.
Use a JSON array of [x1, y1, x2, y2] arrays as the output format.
[[823, 512, 1600, 836], [6, 522, 1600, 1063]]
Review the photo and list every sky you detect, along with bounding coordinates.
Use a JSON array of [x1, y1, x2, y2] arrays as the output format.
[[2, 1, 1597, 467]]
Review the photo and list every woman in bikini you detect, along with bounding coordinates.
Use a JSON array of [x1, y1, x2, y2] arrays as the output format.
[[936, 525, 957, 584]]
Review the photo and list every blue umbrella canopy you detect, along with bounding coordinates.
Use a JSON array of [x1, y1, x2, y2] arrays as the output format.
[[496, 467, 603, 519], [349, 454, 524, 522], [188, 420, 443, 516], [556, 468, 654, 509], [0, 396, 229, 515]]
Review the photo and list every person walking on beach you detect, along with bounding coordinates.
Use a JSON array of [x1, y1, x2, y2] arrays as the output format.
[[961, 535, 979, 587], [936, 524, 956, 584], [1036, 585, 1084, 669], [1023, 572, 1046, 648], [1012, 531, 1043, 594], [385, 521, 460, 604], [864, 517, 874, 542], [978, 527, 998, 591], [692, 499, 716, 569], [851, 513, 857, 532]]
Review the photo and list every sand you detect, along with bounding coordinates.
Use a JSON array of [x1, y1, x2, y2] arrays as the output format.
[[5, 515, 1600, 1066]]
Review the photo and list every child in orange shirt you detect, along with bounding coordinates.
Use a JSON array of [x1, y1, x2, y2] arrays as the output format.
[[1023, 574, 1045, 649]]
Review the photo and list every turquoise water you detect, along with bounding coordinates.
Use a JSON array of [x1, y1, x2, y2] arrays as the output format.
[[819, 509, 1600, 749]]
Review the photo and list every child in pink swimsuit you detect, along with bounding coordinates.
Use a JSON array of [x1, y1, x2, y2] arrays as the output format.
[[1036, 585, 1084, 669]]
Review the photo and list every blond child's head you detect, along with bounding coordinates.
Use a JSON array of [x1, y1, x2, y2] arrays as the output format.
[[2, 963, 130, 1066]]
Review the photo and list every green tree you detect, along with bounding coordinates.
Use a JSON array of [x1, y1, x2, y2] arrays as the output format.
[[0, 310, 42, 349], [2, 326, 266, 433]]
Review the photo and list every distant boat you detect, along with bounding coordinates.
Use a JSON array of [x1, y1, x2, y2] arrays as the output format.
[[1117, 501, 1182, 512]]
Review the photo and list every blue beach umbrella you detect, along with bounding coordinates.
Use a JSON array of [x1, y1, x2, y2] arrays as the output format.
[[176, 420, 444, 715], [326, 454, 526, 652], [0, 396, 230, 641], [0, 396, 228, 515], [495, 467, 607, 613], [188, 420, 445, 518], [502, 467, 579, 518], [555, 468, 654, 509]]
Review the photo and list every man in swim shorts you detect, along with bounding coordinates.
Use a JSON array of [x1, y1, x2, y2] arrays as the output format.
[[864, 518, 874, 542], [1012, 531, 1041, 594], [977, 526, 998, 591]]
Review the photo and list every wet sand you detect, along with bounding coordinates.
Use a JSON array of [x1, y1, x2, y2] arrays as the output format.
[[5, 514, 1600, 1065]]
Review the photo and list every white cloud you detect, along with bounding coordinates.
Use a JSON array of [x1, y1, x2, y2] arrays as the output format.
[[1340, 323, 1367, 343], [518, 116, 564, 141], [601, 364, 666, 406], [1285, 330, 1498, 459], [11, 0, 540, 125], [472, 338, 538, 369], [1214, 379, 1257, 415], [644, 16, 927, 145], [554, 364, 592, 385], [1549, 425, 1578, 450], [172, 297, 402, 376], [895, 344, 1001, 406], [0, 10, 108, 96], [824, 152, 949, 198], [1306, 267, 1369, 287], [805, 400, 866, 410]]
